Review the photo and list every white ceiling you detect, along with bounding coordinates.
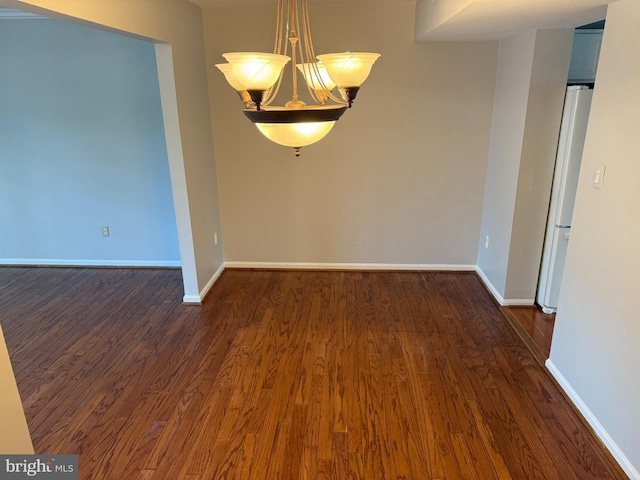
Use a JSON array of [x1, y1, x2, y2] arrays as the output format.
[[189, 0, 413, 6], [1, 0, 613, 40], [189, 0, 612, 40], [418, 0, 612, 41]]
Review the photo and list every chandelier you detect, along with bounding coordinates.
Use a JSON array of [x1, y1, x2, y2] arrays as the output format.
[[216, 0, 380, 156]]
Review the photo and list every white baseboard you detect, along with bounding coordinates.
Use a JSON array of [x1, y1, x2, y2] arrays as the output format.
[[0, 258, 181, 268], [224, 261, 477, 271], [546, 359, 640, 479], [199, 263, 226, 300], [474, 266, 534, 306], [475, 266, 505, 304], [182, 294, 202, 304], [182, 263, 226, 305], [501, 298, 535, 306]]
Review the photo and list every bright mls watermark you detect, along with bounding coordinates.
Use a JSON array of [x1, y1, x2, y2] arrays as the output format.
[[0, 455, 77, 479]]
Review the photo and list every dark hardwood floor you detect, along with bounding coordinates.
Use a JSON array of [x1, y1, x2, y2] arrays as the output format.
[[0, 267, 626, 479], [507, 306, 556, 357], [501, 305, 556, 365]]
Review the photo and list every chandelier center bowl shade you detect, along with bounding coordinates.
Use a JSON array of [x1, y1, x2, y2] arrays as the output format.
[[216, 0, 380, 155]]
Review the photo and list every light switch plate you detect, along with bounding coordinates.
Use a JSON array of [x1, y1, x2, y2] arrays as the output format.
[[592, 164, 606, 190]]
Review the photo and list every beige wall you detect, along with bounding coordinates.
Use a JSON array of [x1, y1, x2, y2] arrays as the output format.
[[549, 0, 640, 475], [476, 30, 536, 299], [2, 0, 224, 301], [477, 29, 572, 304], [505, 29, 574, 300], [204, 2, 497, 267]]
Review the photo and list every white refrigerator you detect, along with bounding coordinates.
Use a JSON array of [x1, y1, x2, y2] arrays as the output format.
[[537, 85, 593, 314]]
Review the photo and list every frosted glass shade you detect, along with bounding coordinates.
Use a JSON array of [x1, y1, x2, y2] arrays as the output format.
[[256, 121, 336, 148], [316, 52, 381, 88], [296, 62, 336, 91], [215, 63, 245, 91], [222, 52, 290, 91]]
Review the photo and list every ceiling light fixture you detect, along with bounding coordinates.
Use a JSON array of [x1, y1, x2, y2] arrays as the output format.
[[216, 0, 380, 156]]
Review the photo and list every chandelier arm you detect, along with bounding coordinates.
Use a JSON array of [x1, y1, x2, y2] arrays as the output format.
[[303, 65, 323, 105], [299, 0, 319, 94], [300, 0, 319, 91], [300, 37, 324, 103], [300, 56, 323, 104], [274, 0, 281, 54], [263, 70, 284, 106], [289, 0, 300, 102], [299, 0, 346, 105], [310, 58, 348, 105], [263, 35, 289, 106], [324, 87, 348, 105], [262, 0, 288, 106], [296, 0, 324, 105], [300, 0, 315, 61], [308, 88, 322, 105], [317, 53, 349, 104], [298, 0, 313, 66]]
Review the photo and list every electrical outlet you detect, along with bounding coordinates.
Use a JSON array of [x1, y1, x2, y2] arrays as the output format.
[[101, 226, 110, 237], [214, 232, 218, 246], [484, 236, 489, 249]]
